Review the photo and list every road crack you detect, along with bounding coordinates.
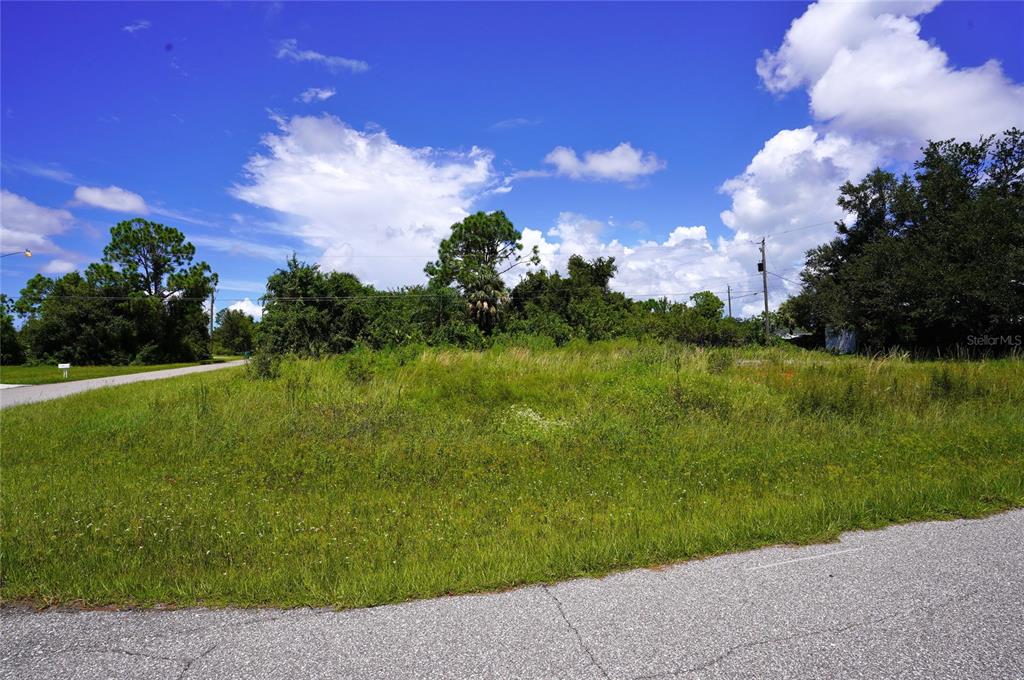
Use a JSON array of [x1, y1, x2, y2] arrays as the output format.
[[176, 643, 219, 680], [631, 588, 977, 679], [542, 585, 610, 679]]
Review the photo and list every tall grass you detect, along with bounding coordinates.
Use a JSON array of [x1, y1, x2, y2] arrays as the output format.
[[2, 340, 1021, 608]]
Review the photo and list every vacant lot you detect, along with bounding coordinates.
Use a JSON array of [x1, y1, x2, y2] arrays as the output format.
[[2, 340, 1021, 608], [0, 358, 240, 385]]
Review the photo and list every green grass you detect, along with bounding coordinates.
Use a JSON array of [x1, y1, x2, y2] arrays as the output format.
[[0, 357, 240, 385], [2, 340, 1021, 608]]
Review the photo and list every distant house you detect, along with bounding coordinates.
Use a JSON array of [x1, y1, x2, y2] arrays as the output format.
[[825, 326, 858, 354]]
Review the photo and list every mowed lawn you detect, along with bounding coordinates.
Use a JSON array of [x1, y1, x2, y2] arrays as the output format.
[[2, 341, 1022, 608], [0, 358, 240, 385]]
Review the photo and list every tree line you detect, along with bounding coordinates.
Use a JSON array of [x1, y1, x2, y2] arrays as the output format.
[[3, 219, 217, 365], [1, 213, 760, 366], [3, 130, 1019, 366]]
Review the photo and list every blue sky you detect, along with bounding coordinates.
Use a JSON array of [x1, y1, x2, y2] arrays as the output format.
[[2, 1, 1023, 318]]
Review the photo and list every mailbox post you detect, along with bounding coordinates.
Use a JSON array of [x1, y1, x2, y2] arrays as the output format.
[[58, 363, 70, 380]]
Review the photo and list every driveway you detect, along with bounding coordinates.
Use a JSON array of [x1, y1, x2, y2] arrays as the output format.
[[2, 509, 1022, 679], [0, 360, 246, 409]]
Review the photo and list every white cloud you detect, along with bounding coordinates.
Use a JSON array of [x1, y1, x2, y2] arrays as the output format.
[[226, 297, 263, 321], [122, 19, 151, 34], [231, 114, 496, 287], [41, 259, 78, 275], [714, 127, 882, 309], [275, 39, 368, 74], [544, 143, 665, 182], [226, 118, 783, 310], [719, 127, 877, 238], [700, 0, 1024, 314], [0, 190, 73, 254], [664, 225, 708, 247], [73, 185, 148, 214], [298, 87, 336, 103], [758, 0, 1024, 145], [517, 212, 755, 303], [756, 2, 939, 94]]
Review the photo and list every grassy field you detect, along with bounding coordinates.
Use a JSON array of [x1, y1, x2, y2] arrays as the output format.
[[0, 358, 240, 385], [2, 340, 1021, 608]]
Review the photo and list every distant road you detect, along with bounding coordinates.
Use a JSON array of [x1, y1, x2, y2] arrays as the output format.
[[1, 510, 1022, 679], [0, 360, 246, 409]]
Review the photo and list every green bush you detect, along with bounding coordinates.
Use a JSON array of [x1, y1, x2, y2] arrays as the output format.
[[246, 349, 281, 380]]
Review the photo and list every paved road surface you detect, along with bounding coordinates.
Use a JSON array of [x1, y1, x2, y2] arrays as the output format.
[[0, 360, 246, 409], [3, 510, 1022, 679]]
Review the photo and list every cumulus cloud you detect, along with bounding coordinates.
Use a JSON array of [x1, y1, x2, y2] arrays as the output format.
[[664, 225, 708, 247], [0, 190, 73, 254], [73, 185, 148, 214], [231, 114, 496, 287], [758, 0, 1024, 145], [298, 87, 336, 103], [700, 0, 1024, 312], [713, 127, 882, 307], [544, 142, 665, 182], [275, 39, 369, 74], [122, 19, 151, 34], [518, 212, 762, 307], [226, 115, 805, 312], [720, 127, 877, 238], [757, 2, 938, 94], [226, 297, 264, 321]]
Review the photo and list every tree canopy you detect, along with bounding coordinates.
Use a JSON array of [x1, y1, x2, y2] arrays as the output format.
[[425, 211, 540, 334], [0, 294, 25, 365], [212, 308, 257, 355], [788, 128, 1024, 351], [104, 218, 214, 300], [12, 220, 217, 364]]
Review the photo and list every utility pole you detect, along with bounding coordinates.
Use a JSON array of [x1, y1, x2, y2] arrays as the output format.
[[209, 290, 215, 356], [758, 238, 769, 338], [727, 285, 732, 318]]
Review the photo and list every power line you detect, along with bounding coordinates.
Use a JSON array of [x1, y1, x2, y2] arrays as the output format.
[[767, 271, 802, 286], [767, 219, 838, 238]]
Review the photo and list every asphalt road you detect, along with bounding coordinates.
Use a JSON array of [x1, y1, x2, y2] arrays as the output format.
[[0, 360, 246, 409], [3, 509, 1022, 679]]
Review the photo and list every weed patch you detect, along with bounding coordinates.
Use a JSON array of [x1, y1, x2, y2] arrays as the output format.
[[2, 340, 1021, 608]]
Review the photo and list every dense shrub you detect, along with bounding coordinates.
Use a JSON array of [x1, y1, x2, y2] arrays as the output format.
[[250, 253, 762, 364], [245, 349, 281, 380]]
